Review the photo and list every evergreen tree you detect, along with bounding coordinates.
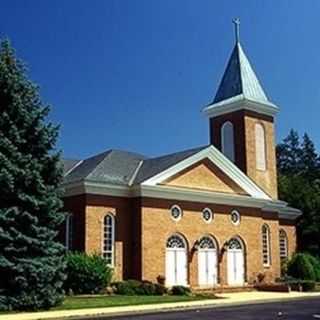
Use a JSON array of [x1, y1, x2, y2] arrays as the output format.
[[301, 133, 320, 180], [276, 129, 302, 175], [277, 130, 320, 256], [0, 39, 65, 311]]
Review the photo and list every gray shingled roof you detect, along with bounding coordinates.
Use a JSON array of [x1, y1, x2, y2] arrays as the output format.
[[62, 159, 81, 175], [63, 146, 209, 186], [213, 42, 269, 104], [63, 150, 146, 185], [133, 146, 208, 184]]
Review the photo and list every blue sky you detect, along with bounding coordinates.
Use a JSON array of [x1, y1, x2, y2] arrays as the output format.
[[1, 1, 320, 159]]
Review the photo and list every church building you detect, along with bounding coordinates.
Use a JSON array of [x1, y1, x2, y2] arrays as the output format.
[[62, 22, 301, 288]]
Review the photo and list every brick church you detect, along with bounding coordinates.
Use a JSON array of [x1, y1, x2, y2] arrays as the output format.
[[62, 22, 301, 288]]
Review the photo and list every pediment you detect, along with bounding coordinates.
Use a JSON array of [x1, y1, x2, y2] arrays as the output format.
[[161, 159, 248, 195]]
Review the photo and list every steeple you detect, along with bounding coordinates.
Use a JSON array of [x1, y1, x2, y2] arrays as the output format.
[[204, 20, 279, 199], [203, 19, 278, 119]]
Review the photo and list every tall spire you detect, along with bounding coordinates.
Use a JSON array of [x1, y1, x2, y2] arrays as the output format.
[[203, 20, 279, 118], [212, 20, 270, 104]]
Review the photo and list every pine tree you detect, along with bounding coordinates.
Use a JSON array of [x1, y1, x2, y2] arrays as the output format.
[[301, 133, 320, 180], [276, 129, 302, 175], [0, 40, 65, 311]]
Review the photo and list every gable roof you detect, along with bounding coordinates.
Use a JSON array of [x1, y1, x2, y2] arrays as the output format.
[[140, 145, 270, 200], [133, 146, 208, 185], [62, 145, 270, 200]]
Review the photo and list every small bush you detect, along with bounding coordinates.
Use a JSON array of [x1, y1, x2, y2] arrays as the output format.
[[300, 280, 316, 292], [64, 252, 113, 294], [113, 280, 166, 295], [287, 253, 316, 281], [154, 283, 167, 295], [170, 286, 191, 296]]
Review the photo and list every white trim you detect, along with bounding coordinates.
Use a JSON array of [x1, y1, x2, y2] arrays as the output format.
[[62, 181, 300, 220], [202, 94, 279, 119], [62, 181, 132, 198], [64, 160, 83, 177], [141, 145, 270, 200], [129, 160, 144, 186]]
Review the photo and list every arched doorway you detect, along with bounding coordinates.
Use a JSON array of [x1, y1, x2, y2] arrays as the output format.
[[165, 234, 188, 286], [198, 236, 218, 287], [227, 237, 245, 286]]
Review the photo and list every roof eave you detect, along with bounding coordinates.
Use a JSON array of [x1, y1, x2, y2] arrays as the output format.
[[202, 94, 279, 119]]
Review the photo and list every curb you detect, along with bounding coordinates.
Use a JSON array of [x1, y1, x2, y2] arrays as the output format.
[[2, 294, 320, 320], [48, 294, 320, 320]]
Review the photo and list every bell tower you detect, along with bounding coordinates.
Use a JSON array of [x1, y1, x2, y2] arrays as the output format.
[[203, 19, 279, 199]]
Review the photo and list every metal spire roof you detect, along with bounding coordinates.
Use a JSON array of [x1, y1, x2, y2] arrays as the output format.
[[203, 19, 279, 118], [213, 41, 269, 104]]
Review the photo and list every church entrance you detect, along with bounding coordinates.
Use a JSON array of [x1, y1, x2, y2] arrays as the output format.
[[165, 234, 188, 286], [227, 237, 245, 286], [198, 236, 218, 287]]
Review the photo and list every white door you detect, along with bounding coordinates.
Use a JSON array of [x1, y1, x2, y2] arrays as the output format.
[[227, 238, 245, 286], [198, 236, 217, 286], [166, 235, 187, 286]]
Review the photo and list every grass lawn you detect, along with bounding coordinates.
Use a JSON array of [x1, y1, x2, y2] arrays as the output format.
[[53, 294, 216, 311]]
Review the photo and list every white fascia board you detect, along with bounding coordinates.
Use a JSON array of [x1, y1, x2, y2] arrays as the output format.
[[136, 184, 269, 208], [141, 145, 270, 200], [62, 181, 132, 198], [202, 95, 279, 119]]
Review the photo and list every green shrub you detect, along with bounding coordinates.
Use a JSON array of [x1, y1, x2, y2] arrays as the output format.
[[154, 283, 167, 295], [287, 253, 316, 281], [140, 281, 156, 295], [170, 286, 191, 296], [113, 280, 166, 295], [305, 254, 320, 281], [64, 252, 113, 294]]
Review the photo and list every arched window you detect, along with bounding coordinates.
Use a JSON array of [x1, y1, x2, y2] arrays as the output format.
[[102, 214, 115, 265], [221, 121, 235, 162], [65, 214, 73, 251], [279, 229, 288, 263], [262, 224, 271, 266], [166, 235, 186, 249], [199, 236, 216, 249], [255, 123, 266, 170]]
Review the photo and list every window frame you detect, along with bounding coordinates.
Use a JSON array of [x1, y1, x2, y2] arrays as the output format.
[[202, 208, 213, 223], [230, 210, 241, 226], [170, 205, 183, 221], [262, 224, 271, 267], [279, 229, 288, 262], [102, 213, 115, 266]]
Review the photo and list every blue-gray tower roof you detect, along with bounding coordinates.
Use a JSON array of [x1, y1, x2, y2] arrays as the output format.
[[213, 42, 269, 104]]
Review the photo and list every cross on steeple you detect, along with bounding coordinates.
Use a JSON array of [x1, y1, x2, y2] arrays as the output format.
[[232, 18, 240, 43]]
